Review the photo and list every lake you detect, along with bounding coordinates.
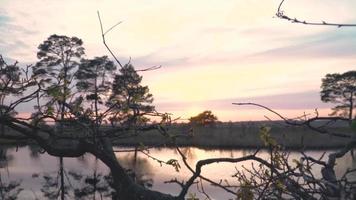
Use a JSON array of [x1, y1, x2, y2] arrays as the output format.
[[1, 145, 355, 199]]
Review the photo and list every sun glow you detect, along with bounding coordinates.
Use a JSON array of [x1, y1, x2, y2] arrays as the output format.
[[1, 0, 356, 121], [183, 105, 203, 119]]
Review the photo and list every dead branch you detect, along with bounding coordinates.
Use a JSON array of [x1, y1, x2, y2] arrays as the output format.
[[233, 102, 351, 138], [276, 0, 356, 27]]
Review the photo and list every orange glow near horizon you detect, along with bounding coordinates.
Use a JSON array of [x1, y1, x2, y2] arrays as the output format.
[[163, 108, 333, 123], [1, 0, 356, 121]]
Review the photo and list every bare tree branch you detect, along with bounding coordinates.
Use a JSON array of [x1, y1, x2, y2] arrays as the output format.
[[233, 102, 351, 138], [276, 0, 356, 27], [97, 11, 123, 68]]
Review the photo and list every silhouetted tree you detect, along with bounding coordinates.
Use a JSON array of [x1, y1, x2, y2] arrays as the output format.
[[33, 34, 85, 122], [107, 64, 154, 126], [0, 56, 34, 119], [321, 71, 356, 122], [76, 56, 116, 108], [0, 57, 21, 110], [189, 110, 218, 126], [0, 56, 21, 134], [33, 34, 85, 200], [76, 56, 116, 137], [2, 18, 356, 198]]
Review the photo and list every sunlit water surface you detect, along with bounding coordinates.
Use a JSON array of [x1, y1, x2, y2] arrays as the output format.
[[1, 146, 355, 200]]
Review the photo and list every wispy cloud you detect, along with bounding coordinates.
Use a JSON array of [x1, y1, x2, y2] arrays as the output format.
[[0, 0, 355, 120], [250, 29, 356, 60], [0, 10, 39, 60], [154, 90, 334, 121], [156, 90, 331, 111]]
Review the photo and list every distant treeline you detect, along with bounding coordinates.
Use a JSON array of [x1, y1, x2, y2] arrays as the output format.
[[115, 121, 351, 149], [2, 121, 351, 149]]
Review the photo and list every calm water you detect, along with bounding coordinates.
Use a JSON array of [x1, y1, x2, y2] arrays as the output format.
[[1, 146, 355, 200]]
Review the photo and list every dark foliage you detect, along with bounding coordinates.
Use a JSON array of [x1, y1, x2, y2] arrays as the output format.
[[321, 71, 356, 121], [189, 110, 218, 126], [107, 64, 154, 126]]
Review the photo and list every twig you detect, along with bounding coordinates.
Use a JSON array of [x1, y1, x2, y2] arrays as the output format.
[[136, 65, 162, 72], [276, 0, 356, 27], [233, 102, 351, 138], [97, 11, 123, 68]]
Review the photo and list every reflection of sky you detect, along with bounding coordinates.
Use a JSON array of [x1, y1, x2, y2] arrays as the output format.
[[3, 146, 355, 199], [1, 146, 110, 199], [1, 0, 356, 120]]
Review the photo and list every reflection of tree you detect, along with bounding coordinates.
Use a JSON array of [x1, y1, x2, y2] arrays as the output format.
[[34, 158, 115, 199], [0, 147, 14, 169], [76, 154, 89, 166], [40, 173, 69, 199], [0, 177, 22, 200], [176, 147, 196, 163], [70, 149, 171, 199], [31, 151, 154, 199], [118, 149, 154, 188], [0, 147, 22, 200], [70, 158, 114, 199], [36, 159, 70, 199], [28, 145, 43, 160], [71, 172, 108, 199], [0, 149, 8, 170], [335, 152, 356, 182]]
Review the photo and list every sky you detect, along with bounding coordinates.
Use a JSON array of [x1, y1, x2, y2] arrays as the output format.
[[0, 0, 356, 121]]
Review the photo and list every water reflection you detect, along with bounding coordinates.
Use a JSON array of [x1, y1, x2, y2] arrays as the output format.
[[0, 146, 14, 168], [0, 146, 23, 200], [0, 179, 22, 200], [0, 145, 355, 199], [118, 148, 154, 188], [28, 145, 43, 160], [335, 151, 356, 182], [32, 157, 115, 199]]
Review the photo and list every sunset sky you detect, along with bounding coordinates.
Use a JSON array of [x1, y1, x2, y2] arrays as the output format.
[[1, 0, 356, 121]]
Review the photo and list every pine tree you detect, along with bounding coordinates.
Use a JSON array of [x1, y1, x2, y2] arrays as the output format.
[[107, 64, 154, 126]]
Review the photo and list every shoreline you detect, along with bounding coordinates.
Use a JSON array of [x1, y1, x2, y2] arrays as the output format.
[[1, 122, 352, 150]]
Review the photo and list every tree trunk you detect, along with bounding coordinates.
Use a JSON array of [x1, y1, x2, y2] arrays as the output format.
[[1, 117, 179, 200], [86, 138, 178, 200]]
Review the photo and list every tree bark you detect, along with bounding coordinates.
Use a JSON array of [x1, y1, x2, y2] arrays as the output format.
[[0, 117, 178, 200], [86, 139, 177, 200]]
